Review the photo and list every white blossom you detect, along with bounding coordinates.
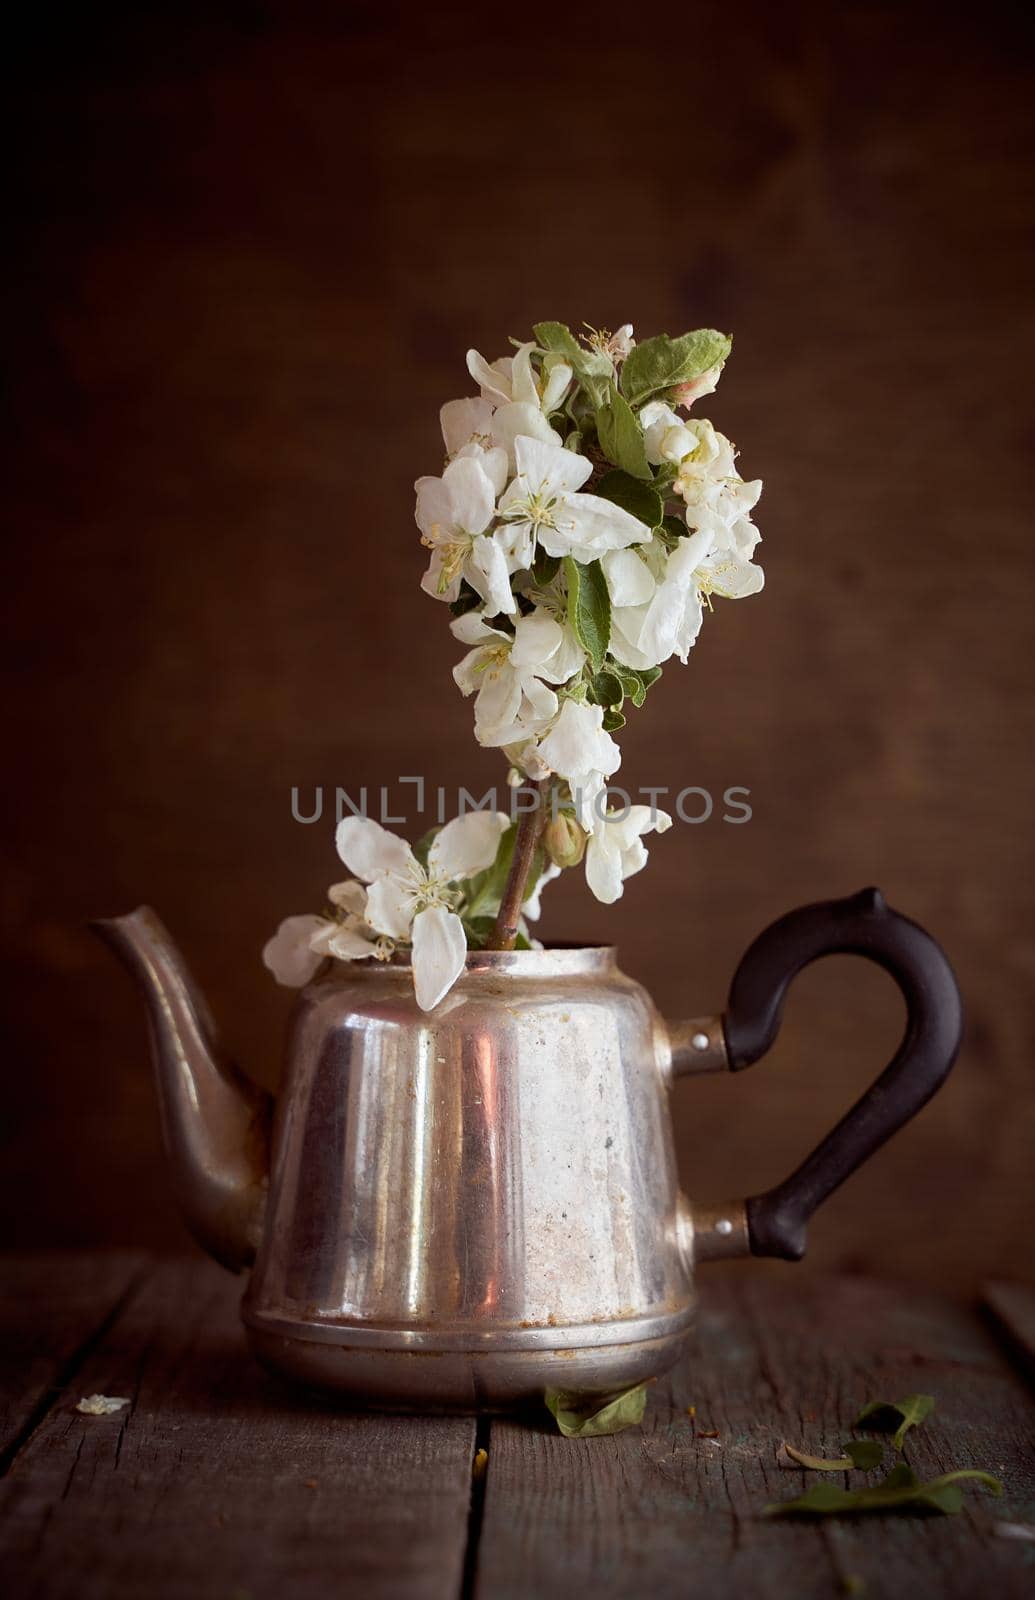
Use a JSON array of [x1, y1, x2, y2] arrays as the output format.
[[335, 813, 508, 1010], [639, 401, 698, 466], [585, 806, 673, 904], [451, 608, 584, 748], [439, 398, 508, 495], [497, 437, 650, 567], [534, 698, 622, 830], [416, 455, 515, 616], [262, 881, 380, 989]]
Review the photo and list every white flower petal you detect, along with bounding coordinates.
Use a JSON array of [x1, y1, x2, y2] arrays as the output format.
[[538, 620, 585, 685], [414, 474, 454, 539], [455, 441, 509, 497], [441, 455, 496, 535], [540, 360, 572, 412], [555, 493, 650, 556], [513, 435, 592, 494], [466, 534, 517, 616], [602, 547, 656, 607], [365, 875, 416, 940], [335, 817, 415, 882], [411, 906, 468, 1011], [536, 699, 621, 783], [430, 810, 510, 879], [492, 402, 561, 469], [262, 915, 329, 987], [327, 880, 367, 915], [509, 342, 540, 405], [440, 397, 494, 457], [449, 610, 503, 647], [510, 612, 563, 670], [474, 658, 524, 741], [584, 831, 624, 904], [420, 548, 460, 604], [325, 926, 379, 960], [467, 348, 512, 404]]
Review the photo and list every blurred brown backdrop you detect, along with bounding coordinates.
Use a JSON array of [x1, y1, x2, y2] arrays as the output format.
[[4, 2, 1033, 1293]]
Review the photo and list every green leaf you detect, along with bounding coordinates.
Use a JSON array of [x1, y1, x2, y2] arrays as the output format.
[[461, 914, 497, 950], [544, 1383, 648, 1438], [533, 320, 612, 407], [779, 1439, 884, 1473], [846, 1440, 885, 1470], [563, 555, 611, 672], [765, 1463, 1002, 1518], [615, 664, 661, 708], [602, 705, 626, 732], [595, 391, 652, 480], [854, 1395, 935, 1451], [594, 470, 663, 530], [585, 668, 625, 711], [533, 321, 583, 363], [620, 328, 732, 407]]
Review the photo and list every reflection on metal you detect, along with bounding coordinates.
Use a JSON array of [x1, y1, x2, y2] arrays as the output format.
[[97, 926, 748, 1406], [92, 906, 270, 1272]]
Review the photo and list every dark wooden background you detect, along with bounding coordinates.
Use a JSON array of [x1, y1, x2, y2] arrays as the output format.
[[4, 2, 1033, 1292]]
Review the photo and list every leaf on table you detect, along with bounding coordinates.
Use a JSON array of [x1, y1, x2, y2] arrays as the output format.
[[544, 1382, 648, 1438], [845, 1440, 885, 1469], [765, 1462, 1002, 1518], [853, 1393, 935, 1450], [76, 1394, 130, 1416], [777, 1439, 884, 1472]]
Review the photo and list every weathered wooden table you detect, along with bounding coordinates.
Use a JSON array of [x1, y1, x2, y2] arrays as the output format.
[[1, 1256, 1033, 1599]]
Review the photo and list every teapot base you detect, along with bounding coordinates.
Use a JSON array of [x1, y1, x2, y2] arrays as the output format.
[[243, 1308, 693, 1411]]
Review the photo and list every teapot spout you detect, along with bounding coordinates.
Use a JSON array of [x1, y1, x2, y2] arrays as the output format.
[[93, 906, 271, 1272]]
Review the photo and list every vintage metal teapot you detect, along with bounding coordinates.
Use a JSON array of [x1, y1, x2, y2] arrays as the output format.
[[96, 887, 961, 1409]]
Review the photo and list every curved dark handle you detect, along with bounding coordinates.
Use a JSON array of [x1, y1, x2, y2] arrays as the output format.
[[726, 887, 963, 1261]]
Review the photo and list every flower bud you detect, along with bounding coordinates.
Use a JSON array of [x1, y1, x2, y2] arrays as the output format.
[[543, 813, 587, 869]]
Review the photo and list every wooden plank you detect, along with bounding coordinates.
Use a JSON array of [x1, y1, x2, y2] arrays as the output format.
[[474, 1277, 1035, 1600], [0, 1258, 477, 1600], [984, 1281, 1035, 1381], [0, 1253, 147, 1464]]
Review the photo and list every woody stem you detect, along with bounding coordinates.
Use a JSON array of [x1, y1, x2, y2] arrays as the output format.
[[486, 780, 548, 951]]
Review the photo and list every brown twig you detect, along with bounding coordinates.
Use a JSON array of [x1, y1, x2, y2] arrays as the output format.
[[486, 780, 548, 950]]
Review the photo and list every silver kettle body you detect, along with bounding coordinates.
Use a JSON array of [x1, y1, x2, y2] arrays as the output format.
[[245, 946, 713, 1406], [96, 889, 963, 1409]]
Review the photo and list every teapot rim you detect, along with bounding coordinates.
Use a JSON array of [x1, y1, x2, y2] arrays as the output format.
[[313, 942, 619, 984]]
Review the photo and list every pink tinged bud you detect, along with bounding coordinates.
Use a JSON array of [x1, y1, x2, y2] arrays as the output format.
[[672, 363, 723, 409]]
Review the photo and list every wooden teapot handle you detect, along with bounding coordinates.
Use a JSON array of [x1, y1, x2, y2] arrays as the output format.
[[722, 887, 963, 1261]]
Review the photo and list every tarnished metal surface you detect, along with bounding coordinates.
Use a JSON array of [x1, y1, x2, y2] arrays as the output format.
[[98, 921, 756, 1405], [665, 1014, 729, 1078], [93, 907, 271, 1272], [243, 946, 697, 1401]]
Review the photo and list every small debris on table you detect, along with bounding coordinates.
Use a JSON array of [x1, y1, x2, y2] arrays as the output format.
[[76, 1395, 130, 1416], [994, 1521, 1035, 1541], [472, 1448, 488, 1480]]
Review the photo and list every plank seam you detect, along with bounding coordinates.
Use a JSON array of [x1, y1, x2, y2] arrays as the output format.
[[459, 1413, 491, 1600]]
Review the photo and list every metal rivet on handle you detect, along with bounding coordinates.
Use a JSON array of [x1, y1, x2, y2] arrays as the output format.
[[691, 1032, 710, 1051]]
